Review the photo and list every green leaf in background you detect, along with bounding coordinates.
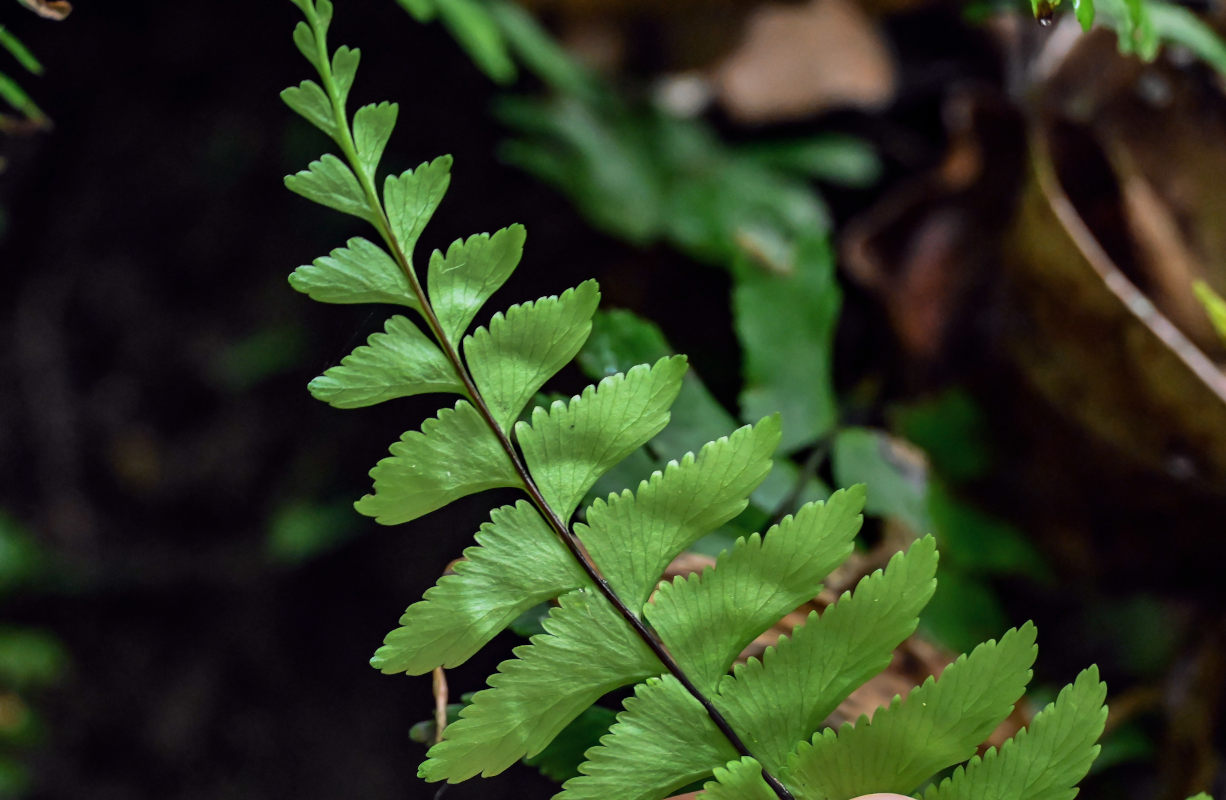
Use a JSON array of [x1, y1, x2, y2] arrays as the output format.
[[394, 0, 516, 82], [211, 324, 308, 392], [893, 388, 992, 483], [739, 134, 883, 189], [832, 426, 930, 532], [0, 70, 46, 125], [266, 499, 360, 564], [0, 628, 68, 691], [0, 757, 30, 799], [1073, 0, 1096, 30], [0, 514, 45, 594], [578, 310, 738, 457], [921, 569, 1010, 655], [735, 235, 840, 454], [1194, 281, 1226, 344], [928, 479, 1049, 582], [523, 704, 618, 782], [484, 0, 597, 98], [0, 26, 43, 75]]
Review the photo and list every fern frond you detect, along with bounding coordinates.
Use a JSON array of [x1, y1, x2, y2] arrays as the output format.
[[289, 237, 419, 308], [281, 4, 1111, 799], [355, 400, 521, 524], [577, 417, 780, 608], [924, 666, 1107, 800], [286, 154, 375, 222], [466, 279, 601, 431], [516, 356, 686, 519], [717, 536, 940, 774], [420, 588, 660, 781], [559, 675, 736, 800], [702, 757, 780, 800], [352, 102, 399, 180], [370, 500, 586, 674], [428, 224, 524, 342], [309, 314, 462, 408], [647, 488, 864, 692], [785, 622, 1038, 799], [383, 155, 453, 254]]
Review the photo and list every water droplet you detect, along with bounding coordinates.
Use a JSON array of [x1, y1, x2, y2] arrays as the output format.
[[1036, 0, 1055, 25]]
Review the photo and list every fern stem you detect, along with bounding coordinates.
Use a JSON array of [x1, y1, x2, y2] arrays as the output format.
[[297, 6, 793, 796]]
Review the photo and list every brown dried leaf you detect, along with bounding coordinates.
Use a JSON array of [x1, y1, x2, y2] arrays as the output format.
[[1001, 125, 1226, 486], [714, 0, 896, 123], [17, 0, 72, 20]]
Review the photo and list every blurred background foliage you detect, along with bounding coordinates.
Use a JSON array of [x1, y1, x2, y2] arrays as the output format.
[[2, 0, 1226, 797]]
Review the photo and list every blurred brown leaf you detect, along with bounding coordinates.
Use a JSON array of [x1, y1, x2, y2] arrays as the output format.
[[713, 0, 897, 122], [17, 0, 72, 20]]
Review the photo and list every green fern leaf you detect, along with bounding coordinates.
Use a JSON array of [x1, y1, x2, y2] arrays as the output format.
[[465, 279, 601, 431], [352, 101, 399, 180], [579, 309, 741, 456], [701, 757, 778, 800], [285, 154, 374, 222], [429, 225, 527, 343], [384, 155, 453, 256], [558, 675, 736, 800], [717, 535, 940, 774], [288, 236, 418, 308], [420, 588, 660, 782], [647, 487, 865, 692], [308, 315, 461, 408], [371, 500, 587, 674], [785, 622, 1039, 799], [330, 45, 360, 107], [355, 400, 521, 524], [517, 356, 687, 519], [577, 417, 780, 608], [292, 21, 324, 73], [281, 79, 339, 140], [924, 666, 1106, 800]]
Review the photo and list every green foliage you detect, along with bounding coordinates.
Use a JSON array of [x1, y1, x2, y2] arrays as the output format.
[[0, 21, 48, 129], [1031, 0, 1226, 77], [1195, 281, 1226, 345], [283, 2, 1127, 798]]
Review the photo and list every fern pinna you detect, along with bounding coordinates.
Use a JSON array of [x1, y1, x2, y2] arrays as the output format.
[[280, 2, 1125, 798]]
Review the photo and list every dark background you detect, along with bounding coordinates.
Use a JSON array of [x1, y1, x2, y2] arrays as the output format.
[[3, 1, 1226, 799]]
